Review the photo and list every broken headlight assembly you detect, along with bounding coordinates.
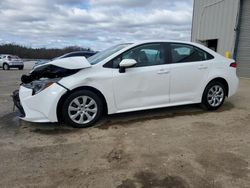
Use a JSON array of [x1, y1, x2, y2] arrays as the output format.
[[20, 64, 81, 95], [24, 78, 61, 95]]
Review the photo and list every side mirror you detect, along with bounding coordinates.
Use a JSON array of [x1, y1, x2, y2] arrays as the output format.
[[119, 59, 137, 73]]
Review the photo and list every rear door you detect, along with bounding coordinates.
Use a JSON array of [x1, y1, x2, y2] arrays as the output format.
[[168, 43, 213, 103]]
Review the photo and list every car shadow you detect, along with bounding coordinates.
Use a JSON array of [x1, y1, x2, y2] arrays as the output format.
[[96, 102, 234, 129], [0, 111, 75, 135], [0, 102, 234, 135]]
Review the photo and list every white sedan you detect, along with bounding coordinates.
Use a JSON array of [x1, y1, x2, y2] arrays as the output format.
[[13, 41, 239, 128]]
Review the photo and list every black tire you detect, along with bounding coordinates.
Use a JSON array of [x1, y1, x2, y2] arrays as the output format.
[[62, 90, 103, 128], [3, 63, 9, 70], [18, 66, 24, 70], [202, 81, 226, 110]]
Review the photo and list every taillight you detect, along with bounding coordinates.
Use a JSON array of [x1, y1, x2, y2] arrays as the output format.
[[230, 62, 237, 68]]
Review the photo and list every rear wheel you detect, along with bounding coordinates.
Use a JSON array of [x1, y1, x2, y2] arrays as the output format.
[[202, 81, 226, 110], [3, 63, 9, 70], [62, 90, 103, 128], [18, 66, 24, 70]]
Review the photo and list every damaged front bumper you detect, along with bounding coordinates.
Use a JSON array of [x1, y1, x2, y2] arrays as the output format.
[[12, 84, 67, 123], [12, 90, 25, 117], [11, 56, 90, 123]]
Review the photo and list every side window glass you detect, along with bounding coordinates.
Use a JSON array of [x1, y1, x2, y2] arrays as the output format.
[[113, 56, 122, 68], [170, 44, 209, 63], [113, 44, 165, 68]]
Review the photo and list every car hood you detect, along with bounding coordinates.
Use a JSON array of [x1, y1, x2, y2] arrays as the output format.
[[21, 57, 91, 84], [34, 56, 91, 70]]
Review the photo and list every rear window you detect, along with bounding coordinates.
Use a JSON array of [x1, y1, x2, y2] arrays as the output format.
[[11, 55, 19, 59], [170, 43, 214, 63], [3, 55, 20, 60]]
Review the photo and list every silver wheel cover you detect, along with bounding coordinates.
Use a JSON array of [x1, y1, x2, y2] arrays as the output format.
[[4, 64, 8, 70], [68, 96, 98, 124], [207, 85, 224, 107]]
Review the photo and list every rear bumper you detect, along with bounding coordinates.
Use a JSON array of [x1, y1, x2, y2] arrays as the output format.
[[9, 64, 24, 68], [9, 65, 24, 68], [228, 75, 239, 97], [13, 83, 67, 123]]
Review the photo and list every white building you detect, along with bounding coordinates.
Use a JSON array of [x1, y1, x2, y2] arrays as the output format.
[[191, 0, 250, 77]]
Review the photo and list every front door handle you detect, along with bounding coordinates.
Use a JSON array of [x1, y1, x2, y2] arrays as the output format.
[[157, 69, 170, 74], [198, 65, 208, 70]]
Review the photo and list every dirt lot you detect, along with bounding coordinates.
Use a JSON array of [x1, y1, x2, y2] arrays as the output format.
[[0, 66, 250, 188]]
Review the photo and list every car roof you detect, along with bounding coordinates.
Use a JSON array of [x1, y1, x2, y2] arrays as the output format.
[[118, 40, 209, 52], [129, 40, 199, 46], [124, 40, 218, 57]]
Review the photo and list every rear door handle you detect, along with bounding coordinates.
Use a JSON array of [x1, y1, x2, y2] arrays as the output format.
[[157, 69, 170, 74], [198, 65, 208, 70]]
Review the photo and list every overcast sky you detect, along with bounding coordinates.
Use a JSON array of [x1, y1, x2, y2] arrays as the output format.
[[0, 0, 193, 50]]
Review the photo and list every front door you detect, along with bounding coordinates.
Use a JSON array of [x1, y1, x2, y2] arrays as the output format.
[[112, 43, 170, 112]]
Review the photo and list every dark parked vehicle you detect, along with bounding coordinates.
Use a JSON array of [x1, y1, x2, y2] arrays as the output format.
[[55, 51, 96, 59]]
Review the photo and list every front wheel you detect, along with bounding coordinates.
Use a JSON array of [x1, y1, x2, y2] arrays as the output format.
[[202, 82, 226, 110], [3, 63, 9, 70], [62, 90, 103, 128], [18, 66, 24, 70]]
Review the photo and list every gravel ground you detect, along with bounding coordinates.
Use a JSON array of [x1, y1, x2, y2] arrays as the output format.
[[0, 66, 249, 188]]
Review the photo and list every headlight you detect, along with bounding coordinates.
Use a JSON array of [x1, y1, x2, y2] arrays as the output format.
[[30, 78, 61, 95]]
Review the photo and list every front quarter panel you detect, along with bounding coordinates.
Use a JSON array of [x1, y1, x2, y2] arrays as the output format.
[[58, 66, 117, 114]]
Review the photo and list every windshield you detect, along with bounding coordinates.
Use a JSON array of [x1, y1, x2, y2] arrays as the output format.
[[88, 43, 131, 65]]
